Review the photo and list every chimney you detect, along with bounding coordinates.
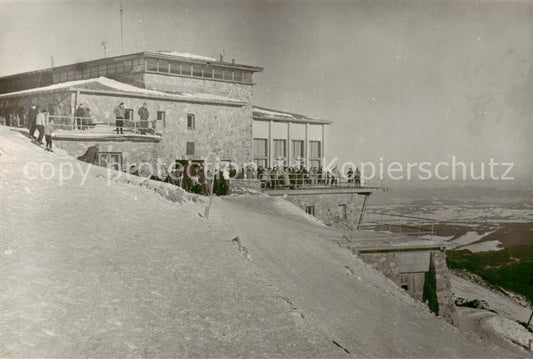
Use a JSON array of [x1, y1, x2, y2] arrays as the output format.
[[232, 58, 235, 64], [220, 54, 224, 62]]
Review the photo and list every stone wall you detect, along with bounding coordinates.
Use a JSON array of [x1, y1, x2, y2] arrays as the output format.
[[77, 93, 253, 166], [143, 73, 253, 102], [357, 252, 401, 283], [55, 139, 158, 170], [431, 251, 458, 325], [356, 249, 458, 325], [284, 193, 365, 226]]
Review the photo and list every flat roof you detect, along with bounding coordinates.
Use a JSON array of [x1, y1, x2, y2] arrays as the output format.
[[0, 51, 263, 81], [253, 106, 331, 125], [0, 77, 246, 106]]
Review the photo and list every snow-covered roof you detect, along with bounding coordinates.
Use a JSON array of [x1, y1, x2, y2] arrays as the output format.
[[0, 77, 245, 106], [157, 51, 217, 62], [253, 106, 331, 125]]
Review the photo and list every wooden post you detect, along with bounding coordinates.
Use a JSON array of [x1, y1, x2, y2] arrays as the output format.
[[357, 193, 370, 230], [204, 172, 216, 219]]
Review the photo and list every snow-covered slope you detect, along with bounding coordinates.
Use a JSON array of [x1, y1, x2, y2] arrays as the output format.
[[0, 127, 521, 357]]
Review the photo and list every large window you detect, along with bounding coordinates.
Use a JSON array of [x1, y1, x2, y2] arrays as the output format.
[[223, 69, 232, 81], [158, 60, 169, 73], [233, 70, 242, 82], [181, 63, 192, 76], [99, 64, 107, 76], [192, 65, 202, 77], [253, 138, 268, 168], [213, 67, 223, 79], [309, 140, 322, 168], [202, 65, 213, 78], [170, 62, 181, 74], [291, 140, 304, 167], [106, 63, 116, 75], [124, 60, 133, 72], [146, 59, 158, 72], [116, 62, 124, 74], [273, 139, 286, 166]]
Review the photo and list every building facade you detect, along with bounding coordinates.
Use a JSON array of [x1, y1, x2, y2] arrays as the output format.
[[0, 51, 329, 173]]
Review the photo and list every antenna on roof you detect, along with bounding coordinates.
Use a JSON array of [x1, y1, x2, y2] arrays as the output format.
[[120, 2, 124, 54], [101, 41, 108, 58], [50, 56, 54, 68]]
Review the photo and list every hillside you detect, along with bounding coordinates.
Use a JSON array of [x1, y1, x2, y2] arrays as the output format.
[[0, 126, 522, 357]]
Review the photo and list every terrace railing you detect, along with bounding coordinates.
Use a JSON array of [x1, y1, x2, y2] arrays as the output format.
[[260, 172, 375, 190], [48, 115, 159, 135]]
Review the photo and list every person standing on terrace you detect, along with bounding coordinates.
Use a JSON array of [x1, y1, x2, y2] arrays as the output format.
[[114, 102, 125, 134], [355, 167, 361, 188], [137, 103, 149, 134]]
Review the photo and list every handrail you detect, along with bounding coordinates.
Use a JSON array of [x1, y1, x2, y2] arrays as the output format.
[[259, 172, 370, 190], [48, 115, 158, 135]]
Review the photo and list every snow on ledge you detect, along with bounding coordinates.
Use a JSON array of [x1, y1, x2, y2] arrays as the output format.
[[254, 107, 295, 119], [0, 77, 244, 105], [158, 51, 217, 62]]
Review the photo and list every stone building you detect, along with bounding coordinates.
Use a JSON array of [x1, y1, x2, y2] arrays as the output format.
[[0, 51, 328, 172]]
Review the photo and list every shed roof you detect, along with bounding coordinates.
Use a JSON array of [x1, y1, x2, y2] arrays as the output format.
[[0, 77, 246, 106]]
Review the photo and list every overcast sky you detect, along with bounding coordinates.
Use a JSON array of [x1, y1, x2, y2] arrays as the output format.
[[1, 1, 531, 188]]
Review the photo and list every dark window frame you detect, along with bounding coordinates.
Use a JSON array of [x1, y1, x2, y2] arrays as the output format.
[[187, 114, 195, 130], [186, 141, 195, 156]]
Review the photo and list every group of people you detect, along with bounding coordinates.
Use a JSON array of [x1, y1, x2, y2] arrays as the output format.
[[28, 104, 55, 151], [74, 103, 92, 130], [128, 160, 229, 196], [257, 165, 361, 189], [113, 102, 153, 135]]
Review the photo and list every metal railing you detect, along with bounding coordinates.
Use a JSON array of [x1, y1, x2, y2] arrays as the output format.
[[259, 171, 370, 190], [48, 115, 159, 135]]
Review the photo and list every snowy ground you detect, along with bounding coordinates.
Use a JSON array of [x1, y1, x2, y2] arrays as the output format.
[[0, 126, 524, 357], [451, 274, 533, 352], [451, 274, 531, 324]]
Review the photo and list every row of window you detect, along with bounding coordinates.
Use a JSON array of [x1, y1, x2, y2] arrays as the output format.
[[253, 138, 322, 168], [145, 58, 253, 84], [51, 57, 253, 85], [53, 58, 144, 83]]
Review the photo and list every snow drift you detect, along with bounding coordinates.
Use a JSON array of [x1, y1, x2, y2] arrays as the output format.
[[0, 126, 522, 357]]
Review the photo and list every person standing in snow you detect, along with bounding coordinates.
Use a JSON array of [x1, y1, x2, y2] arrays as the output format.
[[28, 104, 38, 139], [44, 115, 55, 151], [114, 102, 125, 134], [34, 107, 47, 145], [137, 103, 149, 134], [354, 167, 361, 188]]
